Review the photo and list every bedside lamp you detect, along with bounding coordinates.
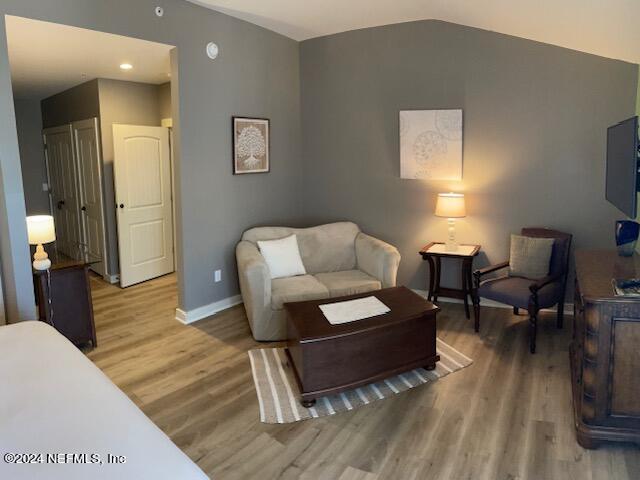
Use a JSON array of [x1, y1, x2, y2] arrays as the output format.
[[435, 192, 466, 252], [26, 215, 56, 270]]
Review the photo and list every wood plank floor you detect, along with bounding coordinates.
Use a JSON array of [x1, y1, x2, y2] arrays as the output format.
[[86, 273, 640, 479]]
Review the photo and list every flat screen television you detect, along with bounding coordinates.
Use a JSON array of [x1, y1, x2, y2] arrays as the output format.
[[606, 116, 639, 218]]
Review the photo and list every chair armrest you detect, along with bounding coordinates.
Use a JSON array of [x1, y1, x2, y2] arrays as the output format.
[[355, 232, 401, 288], [529, 273, 562, 293], [236, 241, 271, 325], [474, 261, 510, 278]]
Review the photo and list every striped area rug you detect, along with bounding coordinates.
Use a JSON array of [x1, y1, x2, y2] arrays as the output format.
[[248, 338, 472, 424]]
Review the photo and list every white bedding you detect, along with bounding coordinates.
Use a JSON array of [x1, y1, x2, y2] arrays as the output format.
[[0, 321, 208, 480]]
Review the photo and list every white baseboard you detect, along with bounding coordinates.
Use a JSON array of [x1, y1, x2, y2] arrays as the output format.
[[175, 295, 243, 325], [174, 289, 572, 326], [412, 289, 574, 316], [103, 274, 120, 284]]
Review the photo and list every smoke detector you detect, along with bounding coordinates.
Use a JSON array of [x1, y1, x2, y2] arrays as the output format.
[[206, 42, 219, 60]]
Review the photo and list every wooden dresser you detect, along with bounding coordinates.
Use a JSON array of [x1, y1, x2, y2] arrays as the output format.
[[33, 253, 97, 348], [573, 250, 640, 448]]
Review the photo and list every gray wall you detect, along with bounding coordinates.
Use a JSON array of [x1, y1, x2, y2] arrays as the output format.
[[158, 82, 172, 120], [0, 15, 34, 324], [3, 7, 635, 323], [300, 20, 638, 293], [41, 79, 100, 128], [14, 99, 49, 215], [0, 0, 301, 320]]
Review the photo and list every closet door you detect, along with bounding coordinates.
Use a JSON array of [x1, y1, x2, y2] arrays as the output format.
[[72, 118, 107, 276], [44, 125, 83, 260]]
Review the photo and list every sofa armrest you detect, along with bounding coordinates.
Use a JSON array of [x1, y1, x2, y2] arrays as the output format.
[[236, 241, 271, 329], [355, 233, 401, 288]]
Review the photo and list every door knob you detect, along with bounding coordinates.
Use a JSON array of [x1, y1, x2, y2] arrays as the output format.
[[57, 200, 65, 210], [81, 206, 87, 211], [119, 204, 125, 209]]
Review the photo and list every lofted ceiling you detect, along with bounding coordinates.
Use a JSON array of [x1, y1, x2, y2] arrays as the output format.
[[189, 0, 640, 64], [6, 16, 174, 100]]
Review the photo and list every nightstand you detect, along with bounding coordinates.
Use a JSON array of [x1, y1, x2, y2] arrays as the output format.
[[33, 252, 97, 347], [419, 242, 481, 319]]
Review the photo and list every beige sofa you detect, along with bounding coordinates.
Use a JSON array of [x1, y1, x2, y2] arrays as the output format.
[[236, 222, 401, 341]]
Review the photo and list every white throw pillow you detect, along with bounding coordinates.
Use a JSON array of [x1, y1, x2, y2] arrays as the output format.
[[257, 234, 307, 279]]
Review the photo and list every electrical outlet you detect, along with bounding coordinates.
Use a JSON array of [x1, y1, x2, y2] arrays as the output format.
[[42, 183, 49, 192], [214, 269, 222, 283]]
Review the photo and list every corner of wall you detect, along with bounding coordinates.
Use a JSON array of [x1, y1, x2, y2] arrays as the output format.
[[635, 64, 640, 254]]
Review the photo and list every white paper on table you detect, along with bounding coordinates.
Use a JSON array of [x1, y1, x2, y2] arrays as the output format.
[[319, 296, 391, 325]]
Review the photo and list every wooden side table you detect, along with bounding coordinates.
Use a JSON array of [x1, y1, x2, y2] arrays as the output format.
[[33, 252, 98, 347], [419, 242, 481, 319]]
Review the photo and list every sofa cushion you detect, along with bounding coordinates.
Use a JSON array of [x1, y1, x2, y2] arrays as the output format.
[[314, 270, 381, 297], [271, 275, 330, 310], [242, 222, 360, 274]]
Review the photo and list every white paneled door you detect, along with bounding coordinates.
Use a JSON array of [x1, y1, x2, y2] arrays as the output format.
[[73, 118, 107, 276], [113, 125, 174, 287], [44, 125, 83, 260]]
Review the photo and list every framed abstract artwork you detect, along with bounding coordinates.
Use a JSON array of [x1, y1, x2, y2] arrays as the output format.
[[399, 109, 463, 180], [233, 116, 270, 174]]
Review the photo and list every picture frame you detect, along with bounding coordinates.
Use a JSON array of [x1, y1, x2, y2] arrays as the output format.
[[232, 116, 270, 174], [399, 109, 463, 180]]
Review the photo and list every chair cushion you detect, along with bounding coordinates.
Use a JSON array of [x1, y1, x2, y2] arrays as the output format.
[[508, 234, 554, 279], [271, 275, 330, 310], [478, 276, 562, 309], [314, 270, 382, 297]]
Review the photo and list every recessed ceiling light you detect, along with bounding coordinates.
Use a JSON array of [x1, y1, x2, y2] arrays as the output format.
[[120, 63, 133, 70]]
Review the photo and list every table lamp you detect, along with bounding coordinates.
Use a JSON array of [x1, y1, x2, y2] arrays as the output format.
[[26, 215, 56, 270], [435, 192, 466, 252]]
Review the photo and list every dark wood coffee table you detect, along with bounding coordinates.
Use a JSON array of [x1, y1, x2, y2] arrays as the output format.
[[284, 286, 440, 407]]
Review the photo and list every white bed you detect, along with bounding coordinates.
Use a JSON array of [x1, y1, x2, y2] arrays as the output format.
[[0, 321, 209, 480]]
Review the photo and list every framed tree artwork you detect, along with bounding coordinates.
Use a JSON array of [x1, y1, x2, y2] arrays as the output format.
[[232, 117, 270, 174]]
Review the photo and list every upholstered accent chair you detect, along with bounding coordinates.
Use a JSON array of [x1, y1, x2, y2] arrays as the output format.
[[472, 227, 572, 353], [236, 222, 401, 341]]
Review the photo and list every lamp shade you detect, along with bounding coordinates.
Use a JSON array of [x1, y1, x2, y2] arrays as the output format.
[[435, 193, 466, 218], [26, 215, 56, 245]]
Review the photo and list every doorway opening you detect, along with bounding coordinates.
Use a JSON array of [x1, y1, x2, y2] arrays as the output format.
[[7, 15, 178, 289]]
